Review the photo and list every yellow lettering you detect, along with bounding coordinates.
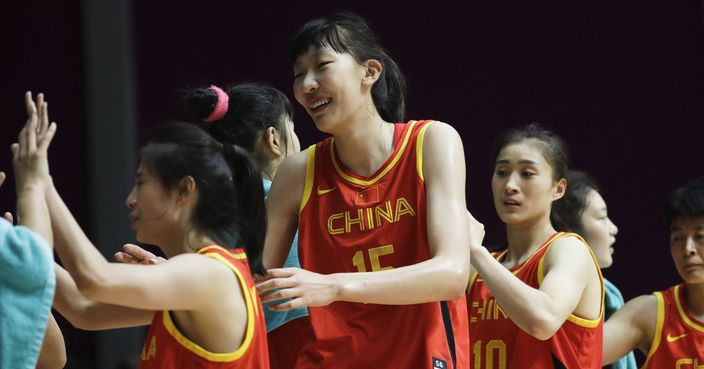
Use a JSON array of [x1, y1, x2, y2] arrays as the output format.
[[375, 201, 395, 227], [366, 208, 375, 230], [141, 336, 157, 360], [369, 245, 394, 271], [352, 250, 367, 272], [676, 359, 704, 369], [345, 209, 365, 233], [327, 213, 344, 235], [394, 198, 416, 222]]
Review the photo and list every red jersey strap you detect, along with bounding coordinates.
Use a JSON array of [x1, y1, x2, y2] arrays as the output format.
[[177, 244, 258, 361], [642, 290, 666, 368], [536, 232, 605, 327]]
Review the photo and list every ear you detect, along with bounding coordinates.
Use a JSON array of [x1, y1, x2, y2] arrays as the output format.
[[174, 175, 197, 203], [261, 126, 283, 157], [362, 59, 383, 87], [553, 178, 567, 201]]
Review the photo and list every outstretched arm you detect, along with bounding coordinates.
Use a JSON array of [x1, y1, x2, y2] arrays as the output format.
[[603, 294, 657, 365], [259, 122, 471, 309], [12, 91, 56, 244], [52, 263, 153, 330]]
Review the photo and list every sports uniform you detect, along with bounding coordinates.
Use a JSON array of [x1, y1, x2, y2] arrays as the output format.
[[642, 284, 704, 369], [467, 233, 603, 369], [296, 120, 469, 369], [140, 245, 269, 369]]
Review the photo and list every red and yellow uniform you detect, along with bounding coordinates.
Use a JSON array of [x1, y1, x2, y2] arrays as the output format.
[[296, 120, 469, 369], [467, 233, 604, 369], [642, 284, 704, 369], [140, 245, 269, 369]]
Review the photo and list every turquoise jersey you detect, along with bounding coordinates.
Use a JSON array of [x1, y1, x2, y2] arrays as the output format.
[[262, 179, 309, 332], [0, 220, 55, 369], [604, 278, 637, 369]]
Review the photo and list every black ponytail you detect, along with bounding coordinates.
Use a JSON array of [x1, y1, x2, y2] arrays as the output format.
[[140, 122, 266, 275], [288, 12, 406, 123], [221, 143, 266, 275], [182, 83, 293, 158]]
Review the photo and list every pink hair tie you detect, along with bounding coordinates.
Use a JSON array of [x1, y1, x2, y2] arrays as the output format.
[[203, 85, 229, 122]]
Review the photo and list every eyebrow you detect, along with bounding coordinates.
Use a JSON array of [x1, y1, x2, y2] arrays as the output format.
[[495, 159, 540, 165]]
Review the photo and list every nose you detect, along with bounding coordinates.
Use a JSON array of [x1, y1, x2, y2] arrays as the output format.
[[685, 237, 697, 256], [609, 218, 618, 236], [301, 71, 319, 94], [504, 173, 519, 194], [126, 188, 137, 209]]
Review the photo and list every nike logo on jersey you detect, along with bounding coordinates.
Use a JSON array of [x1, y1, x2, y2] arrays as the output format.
[[666, 333, 688, 342], [317, 186, 337, 195]]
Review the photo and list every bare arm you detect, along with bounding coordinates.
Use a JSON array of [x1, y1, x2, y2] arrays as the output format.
[[471, 236, 600, 340], [52, 263, 153, 330], [259, 122, 471, 308], [262, 150, 307, 269], [35, 313, 66, 369], [603, 294, 657, 365], [13, 91, 56, 244]]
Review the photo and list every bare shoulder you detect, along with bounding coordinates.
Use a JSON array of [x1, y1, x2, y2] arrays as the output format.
[[269, 147, 311, 211], [545, 235, 594, 264], [423, 120, 462, 144]]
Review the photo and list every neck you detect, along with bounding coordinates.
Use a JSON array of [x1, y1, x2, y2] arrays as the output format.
[[332, 113, 394, 177], [684, 282, 704, 319], [505, 217, 556, 265], [160, 228, 215, 258]]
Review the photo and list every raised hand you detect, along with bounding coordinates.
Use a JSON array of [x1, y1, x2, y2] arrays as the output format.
[[11, 91, 57, 192], [114, 243, 166, 265]]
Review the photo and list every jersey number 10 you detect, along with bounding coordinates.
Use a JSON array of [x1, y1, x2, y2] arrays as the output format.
[[473, 339, 507, 369]]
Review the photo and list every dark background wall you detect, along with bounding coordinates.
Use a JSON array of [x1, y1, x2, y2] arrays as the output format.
[[3, 1, 703, 367]]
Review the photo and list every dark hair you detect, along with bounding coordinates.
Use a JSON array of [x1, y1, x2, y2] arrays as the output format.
[[491, 123, 569, 181], [552, 170, 600, 234], [140, 122, 266, 275], [665, 178, 704, 229], [288, 12, 406, 123], [491, 123, 570, 232], [182, 83, 293, 162]]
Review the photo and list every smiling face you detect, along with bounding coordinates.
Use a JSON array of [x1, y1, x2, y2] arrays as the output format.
[[125, 162, 179, 245], [292, 47, 371, 133], [580, 190, 618, 268], [492, 140, 566, 228], [670, 217, 704, 284]]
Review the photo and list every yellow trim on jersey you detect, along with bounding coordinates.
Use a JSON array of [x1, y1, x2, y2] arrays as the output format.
[[197, 245, 247, 260], [415, 121, 435, 183], [642, 291, 665, 369], [536, 233, 605, 328], [161, 251, 256, 362], [330, 120, 418, 186], [674, 284, 704, 333], [299, 145, 316, 213]]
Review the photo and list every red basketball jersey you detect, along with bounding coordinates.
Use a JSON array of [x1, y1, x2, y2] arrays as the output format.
[[467, 232, 604, 369], [139, 245, 269, 369], [297, 120, 469, 369], [642, 284, 704, 369]]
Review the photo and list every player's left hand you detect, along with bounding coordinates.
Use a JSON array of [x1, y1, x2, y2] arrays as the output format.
[[256, 267, 339, 311]]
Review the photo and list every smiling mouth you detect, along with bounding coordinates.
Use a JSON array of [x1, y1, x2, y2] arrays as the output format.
[[309, 98, 331, 111]]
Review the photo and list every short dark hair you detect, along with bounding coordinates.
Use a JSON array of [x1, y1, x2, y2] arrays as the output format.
[[288, 12, 406, 123], [665, 178, 704, 229], [140, 122, 266, 275]]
